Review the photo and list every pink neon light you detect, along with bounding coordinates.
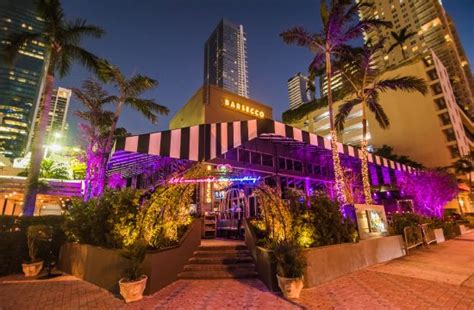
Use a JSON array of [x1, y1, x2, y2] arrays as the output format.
[[168, 176, 259, 184]]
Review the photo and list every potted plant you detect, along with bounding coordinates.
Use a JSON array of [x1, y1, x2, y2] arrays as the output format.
[[272, 241, 307, 299], [119, 239, 148, 303], [22, 225, 51, 277]]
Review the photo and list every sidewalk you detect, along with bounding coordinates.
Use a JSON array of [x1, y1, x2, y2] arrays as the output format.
[[1, 231, 473, 309]]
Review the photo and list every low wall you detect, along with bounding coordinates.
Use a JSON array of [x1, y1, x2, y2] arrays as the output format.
[[304, 235, 406, 287], [143, 219, 202, 295], [244, 220, 279, 291], [58, 242, 128, 293], [58, 219, 202, 295]]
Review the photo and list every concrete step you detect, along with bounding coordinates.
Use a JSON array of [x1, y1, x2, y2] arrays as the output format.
[[193, 250, 250, 257], [188, 256, 254, 265], [197, 245, 248, 251], [178, 270, 258, 279], [183, 263, 255, 272]]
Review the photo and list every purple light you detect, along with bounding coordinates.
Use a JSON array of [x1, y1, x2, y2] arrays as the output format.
[[398, 170, 458, 218], [168, 176, 260, 184]]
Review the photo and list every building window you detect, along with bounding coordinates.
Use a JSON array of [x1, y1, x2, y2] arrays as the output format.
[[262, 154, 273, 167], [427, 69, 438, 81], [434, 98, 447, 110], [443, 128, 456, 142], [439, 113, 451, 126], [430, 83, 443, 95], [448, 145, 460, 158]]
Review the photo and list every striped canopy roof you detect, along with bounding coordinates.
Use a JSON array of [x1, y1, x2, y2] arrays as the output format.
[[113, 119, 415, 173]]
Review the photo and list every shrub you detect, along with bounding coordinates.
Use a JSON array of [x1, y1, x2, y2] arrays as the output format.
[[64, 188, 142, 248], [389, 213, 429, 236], [0, 215, 64, 276], [26, 225, 52, 263], [309, 194, 357, 247], [272, 241, 307, 278]]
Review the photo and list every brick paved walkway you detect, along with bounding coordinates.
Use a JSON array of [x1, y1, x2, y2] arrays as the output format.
[[1, 232, 473, 309], [0, 274, 123, 309]]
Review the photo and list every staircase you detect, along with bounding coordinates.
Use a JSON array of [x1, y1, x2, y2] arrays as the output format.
[[178, 242, 258, 279]]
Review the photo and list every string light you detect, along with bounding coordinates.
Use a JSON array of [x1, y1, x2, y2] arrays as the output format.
[[361, 140, 373, 205], [330, 130, 347, 206]]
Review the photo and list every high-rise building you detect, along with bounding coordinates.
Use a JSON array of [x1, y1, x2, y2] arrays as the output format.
[[288, 73, 315, 110], [26, 87, 72, 150], [286, 52, 472, 169], [0, 0, 46, 158], [204, 19, 249, 98], [359, 0, 473, 118]]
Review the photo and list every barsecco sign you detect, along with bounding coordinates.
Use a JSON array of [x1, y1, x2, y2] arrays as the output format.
[[222, 98, 265, 118]]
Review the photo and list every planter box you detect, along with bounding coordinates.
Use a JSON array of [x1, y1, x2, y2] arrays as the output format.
[[434, 228, 445, 243], [58, 219, 201, 295], [244, 221, 279, 291], [142, 220, 202, 295], [303, 236, 406, 288]]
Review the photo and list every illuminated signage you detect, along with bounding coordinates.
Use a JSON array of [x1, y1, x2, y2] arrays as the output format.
[[169, 176, 260, 184], [223, 98, 265, 118]]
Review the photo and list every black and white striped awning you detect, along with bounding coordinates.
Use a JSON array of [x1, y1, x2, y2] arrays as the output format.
[[114, 119, 415, 173]]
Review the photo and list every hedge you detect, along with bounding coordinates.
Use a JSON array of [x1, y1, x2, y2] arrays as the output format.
[[0, 215, 65, 276]]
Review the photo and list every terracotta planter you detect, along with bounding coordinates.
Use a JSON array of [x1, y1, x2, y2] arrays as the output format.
[[119, 275, 148, 303], [22, 261, 43, 277], [277, 275, 304, 299]]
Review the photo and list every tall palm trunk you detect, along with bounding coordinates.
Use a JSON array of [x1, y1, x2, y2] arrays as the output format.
[[23, 72, 55, 215], [95, 100, 125, 196], [325, 49, 347, 205], [360, 102, 372, 205]]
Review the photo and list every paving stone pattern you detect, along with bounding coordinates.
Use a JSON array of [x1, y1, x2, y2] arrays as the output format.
[[0, 232, 473, 309]]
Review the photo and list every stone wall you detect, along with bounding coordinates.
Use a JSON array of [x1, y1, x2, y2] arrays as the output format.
[[58, 219, 202, 295], [304, 235, 406, 287]]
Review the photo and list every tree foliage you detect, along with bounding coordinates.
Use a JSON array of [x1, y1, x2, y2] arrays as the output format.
[[398, 170, 459, 218]]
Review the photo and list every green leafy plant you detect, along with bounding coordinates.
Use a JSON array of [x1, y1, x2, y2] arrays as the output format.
[[309, 194, 357, 247], [26, 225, 52, 263], [120, 239, 147, 282], [272, 241, 307, 278]]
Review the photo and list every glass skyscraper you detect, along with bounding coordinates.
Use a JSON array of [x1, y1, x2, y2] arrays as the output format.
[[0, 0, 46, 158], [204, 19, 249, 98]]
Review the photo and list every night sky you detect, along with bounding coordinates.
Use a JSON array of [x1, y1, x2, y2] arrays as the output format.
[[59, 0, 474, 145]]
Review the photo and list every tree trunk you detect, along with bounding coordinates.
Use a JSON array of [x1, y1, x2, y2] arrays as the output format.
[[325, 49, 347, 205], [94, 100, 124, 197], [361, 103, 372, 205], [401, 45, 406, 60], [22, 73, 55, 215]]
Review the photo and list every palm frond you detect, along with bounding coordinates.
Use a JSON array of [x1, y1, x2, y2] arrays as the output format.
[[375, 76, 428, 95], [320, 1, 329, 33], [280, 27, 316, 48], [366, 93, 390, 129], [126, 75, 158, 97], [37, 0, 64, 29], [125, 98, 169, 124], [335, 98, 361, 133], [63, 18, 105, 44], [2, 32, 42, 64], [61, 44, 102, 78]]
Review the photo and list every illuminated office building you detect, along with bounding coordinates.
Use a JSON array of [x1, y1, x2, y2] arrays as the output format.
[[204, 19, 249, 98], [288, 73, 314, 110], [0, 0, 46, 158]]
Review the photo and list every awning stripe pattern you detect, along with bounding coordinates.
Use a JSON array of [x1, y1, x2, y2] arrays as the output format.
[[114, 119, 414, 172]]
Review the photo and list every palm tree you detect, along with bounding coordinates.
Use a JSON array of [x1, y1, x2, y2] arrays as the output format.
[[452, 151, 474, 189], [388, 26, 416, 60], [73, 79, 115, 200], [3, 0, 104, 215], [335, 43, 427, 204], [94, 63, 169, 196], [280, 0, 390, 204]]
